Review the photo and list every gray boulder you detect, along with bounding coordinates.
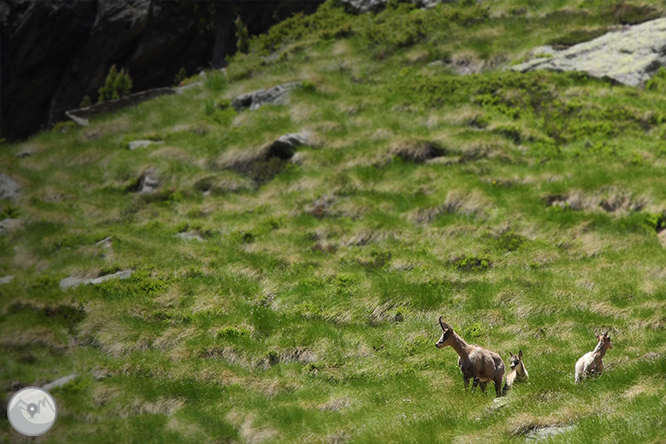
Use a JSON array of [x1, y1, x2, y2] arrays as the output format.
[[59, 269, 133, 290], [0, 173, 20, 202], [0, 219, 23, 235], [231, 82, 302, 112], [512, 18, 666, 87], [128, 140, 164, 150], [140, 175, 159, 194], [0, 276, 14, 284]]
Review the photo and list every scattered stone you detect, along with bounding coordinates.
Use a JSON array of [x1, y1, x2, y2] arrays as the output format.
[[128, 140, 163, 150], [140, 174, 159, 194], [96, 237, 112, 248], [640, 352, 660, 361], [0, 173, 21, 202], [15, 150, 33, 158], [274, 131, 313, 150], [513, 18, 666, 86], [42, 374, 77, 391], [59, 270, 132, 290], [0, 276, 14, 284], [0, 218, 23, 235], [231, 81, 302, 112], [524, 425, 576, 441], [175, 232, 204, 242]]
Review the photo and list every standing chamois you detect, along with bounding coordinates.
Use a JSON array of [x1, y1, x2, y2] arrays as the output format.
[[435, 317, 505, 397], [502, 350, 528, 395], [575, 331, 613, 383]]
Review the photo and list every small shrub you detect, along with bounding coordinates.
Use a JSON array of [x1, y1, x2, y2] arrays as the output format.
[[203, 70, 227, 91], [204, 99, 216, 116], [547, 28, 608, 50], [98, 64, 132, 103], [174, 221, 190, 233], [233, 230, 255, 244], [646, 67, 666, 92], [645, 212, 666, 233], [464, 323, 485, 339], [301, 80, 317, 92], [52, 121, 77, 133], [173, 67, 188, 87], [452, 254, 492, 271], [217, 326, 250, 339], [608, 1, 660, 25], [0, 203, 20, 219], [497, 231, 526, 251]]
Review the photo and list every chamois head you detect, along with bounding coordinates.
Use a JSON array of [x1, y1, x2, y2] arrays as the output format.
[[435, 317, 454, 349], [595, 330, 613, 349], [509, 350, 524, 370]]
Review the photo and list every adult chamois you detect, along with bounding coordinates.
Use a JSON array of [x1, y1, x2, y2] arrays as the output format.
[[502, 350, 528, 395], [575, 331, 613, 383], [435, 317, 505, 397]]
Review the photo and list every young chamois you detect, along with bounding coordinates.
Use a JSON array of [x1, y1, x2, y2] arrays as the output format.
[[435, 317, 505, 397], [575, 331, 613, 383], [502, 350, 528, 395]]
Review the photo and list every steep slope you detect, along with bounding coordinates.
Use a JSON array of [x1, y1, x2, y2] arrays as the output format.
[[1, 1, 666, 443]]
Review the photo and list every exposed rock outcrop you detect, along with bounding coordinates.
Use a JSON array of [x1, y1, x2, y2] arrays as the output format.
[[231, 82, 302, 112], [512, 18, 666, 87], [59, 269, 133, 290], [214, 130, 313, 184], [0, 174, 21, 202], [66, 88, 176, 126], [127, 140, 164, 150]]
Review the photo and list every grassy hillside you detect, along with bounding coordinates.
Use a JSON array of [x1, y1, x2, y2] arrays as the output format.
[[2, 1, 666, 442]]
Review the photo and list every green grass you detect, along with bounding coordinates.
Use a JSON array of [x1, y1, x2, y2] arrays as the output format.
[[2, 0, 666, 442]]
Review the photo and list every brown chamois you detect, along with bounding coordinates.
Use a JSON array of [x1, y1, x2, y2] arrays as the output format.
[[575, 331, 613, 383], [435, 317, 505, 397], [502, 350, 528, 395]]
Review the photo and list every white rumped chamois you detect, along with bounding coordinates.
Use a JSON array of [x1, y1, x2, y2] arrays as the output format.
[[575, 331, 613, 383], [435, 317, 505, 397], [502, 350, 528, 395]]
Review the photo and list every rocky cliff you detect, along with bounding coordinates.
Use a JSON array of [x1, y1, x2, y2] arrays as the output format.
[[1, 0, 323, 141]]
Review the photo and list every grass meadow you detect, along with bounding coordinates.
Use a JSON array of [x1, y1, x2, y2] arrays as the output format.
[[1, 0, 666, 442]]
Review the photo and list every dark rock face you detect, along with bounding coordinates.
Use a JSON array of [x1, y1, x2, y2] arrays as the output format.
[[1, 1, 323, 141]]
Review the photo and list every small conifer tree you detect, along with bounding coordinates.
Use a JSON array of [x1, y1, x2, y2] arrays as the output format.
[[235, 15, 250, 54], [173, 67, 188, 86], [98, 65, 132, 103], [80, 95, 91, 108]]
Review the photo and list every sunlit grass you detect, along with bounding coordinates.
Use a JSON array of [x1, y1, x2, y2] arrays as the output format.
[[2, 0, 666, 442]]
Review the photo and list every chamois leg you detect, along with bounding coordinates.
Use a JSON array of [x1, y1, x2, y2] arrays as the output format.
[[463, 377, 471, 390], [479, 381, 488, 393], [494, 377, 503, 397], [472, 377, 480, 392]]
